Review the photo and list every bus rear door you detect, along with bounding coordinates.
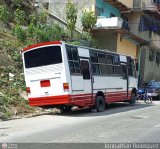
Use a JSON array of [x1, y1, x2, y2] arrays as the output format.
[[80, 58, 92, 104], [121, 62, 129, 100]]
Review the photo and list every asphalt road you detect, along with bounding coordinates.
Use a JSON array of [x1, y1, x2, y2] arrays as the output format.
[[0, 101, 160, 143]]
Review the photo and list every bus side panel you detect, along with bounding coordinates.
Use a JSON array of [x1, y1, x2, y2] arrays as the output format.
[[93, 76, 126, 103]]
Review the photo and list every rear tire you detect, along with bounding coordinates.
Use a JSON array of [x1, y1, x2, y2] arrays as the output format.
[[60, 106, 72, 112], [95, 96, 105, 112], [129, 92, 136, 105]]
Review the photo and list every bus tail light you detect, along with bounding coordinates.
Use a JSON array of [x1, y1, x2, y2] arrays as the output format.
[[63, 83, 69, 90], [40, 80, 51, 87], [26, 87, 31, 94]]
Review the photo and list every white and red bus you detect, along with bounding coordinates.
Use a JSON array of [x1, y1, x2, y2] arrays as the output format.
[[22, 41, 137, 112]]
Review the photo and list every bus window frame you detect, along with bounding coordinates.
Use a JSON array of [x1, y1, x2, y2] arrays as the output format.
[[66, 45, 81, 75]]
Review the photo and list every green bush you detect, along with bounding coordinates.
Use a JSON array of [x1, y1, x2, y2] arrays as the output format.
[[38, 10, 48, 24], [14, 8, 26, 25], [12, 0, 22, 7], [29, 12, 38, 25], [1, 95, 10, 107], [13, 25, 27, 42], [81, 10, 97, 32], [0, 4, 10, 23]]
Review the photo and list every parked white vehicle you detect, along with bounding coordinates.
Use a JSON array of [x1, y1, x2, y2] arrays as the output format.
[[22, 41, 137, 112]]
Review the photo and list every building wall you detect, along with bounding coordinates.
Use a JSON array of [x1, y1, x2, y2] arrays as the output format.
[[117, 34, 137, 59], [48, 0, 95, 31], [151, 32, 160, 50], [142, 47, 160, 82], [127, 10, 160, 84], [96, 0, 120, 17], [138, 47, 146, 86], [118, 0, 133, 8], [93, 32, 118, 52]]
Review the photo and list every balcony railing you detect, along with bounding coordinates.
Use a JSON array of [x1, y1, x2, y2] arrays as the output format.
[[95, 17, 130, 31], [139, 15, 160, 35], [122, 20, 130, 31], [133, 0, 159, 9], [94, 16, 150, 45]]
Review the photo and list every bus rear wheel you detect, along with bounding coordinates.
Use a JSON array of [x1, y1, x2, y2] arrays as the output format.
[[129, 92, 136, 105], [60, 105, 72, 112], [95, 96, 105, 112]]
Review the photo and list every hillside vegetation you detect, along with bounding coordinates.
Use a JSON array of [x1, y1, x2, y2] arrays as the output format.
[[0, 0, 99, 120], [0, 25, 34, 120]]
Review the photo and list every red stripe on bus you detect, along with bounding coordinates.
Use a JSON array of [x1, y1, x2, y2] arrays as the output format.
[[22, 41, 62, 53], [29, 94, 71, 106], [28, 91, 132, 107]]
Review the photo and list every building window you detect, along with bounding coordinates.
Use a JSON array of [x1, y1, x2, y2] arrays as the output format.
[[156, 52, 160, 64], [66, 46, 81, 74], [149, 49, 155, 61], [110, 13, 116, 18], [139, 15, 152, 31], [153, 0, 160, 5], [95, 6, 101, 16]]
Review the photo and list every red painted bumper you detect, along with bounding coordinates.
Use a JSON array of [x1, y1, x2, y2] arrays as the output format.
[[29, 95, 71, 106]]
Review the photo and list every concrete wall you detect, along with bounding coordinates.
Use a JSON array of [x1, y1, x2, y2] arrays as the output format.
[[150, 32, 160, 50], [118, 0, 133, 8], [138, 47, 146, 86], [127, 10, 160, 85], [48, 0, 95, 31], [93, 31, 118, 52], [96, 0, 120, 17], [138, 46, 160, 86], [142, 47, 160, 82], [117, 34, 137, 59]]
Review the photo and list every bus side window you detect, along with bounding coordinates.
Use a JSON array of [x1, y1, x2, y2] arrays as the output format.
[[91, 52, 100, 74], [127, 57, 133, 76], [121, 64, 127, 79], [106, 54, 121, 75], [80, 60, 90, 79], [66, 46, 81, 74]]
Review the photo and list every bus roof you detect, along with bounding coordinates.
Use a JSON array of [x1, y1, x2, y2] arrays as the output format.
[[21, 41, 62, 53], [21, 40, 134, 59]]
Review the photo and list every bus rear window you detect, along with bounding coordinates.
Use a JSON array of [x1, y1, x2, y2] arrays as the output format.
[[24, 46, 62, 68]]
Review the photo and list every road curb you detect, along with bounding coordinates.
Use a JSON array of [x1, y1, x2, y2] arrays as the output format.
[[0, 110, 60, 122]]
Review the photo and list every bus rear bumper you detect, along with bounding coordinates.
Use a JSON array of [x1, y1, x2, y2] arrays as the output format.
[[29, 95, 71, 106]]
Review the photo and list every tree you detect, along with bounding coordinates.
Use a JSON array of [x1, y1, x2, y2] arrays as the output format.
[[80, 10, 99, 48], [81, 10, 97, 32], [66, 0, 78, 40]]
